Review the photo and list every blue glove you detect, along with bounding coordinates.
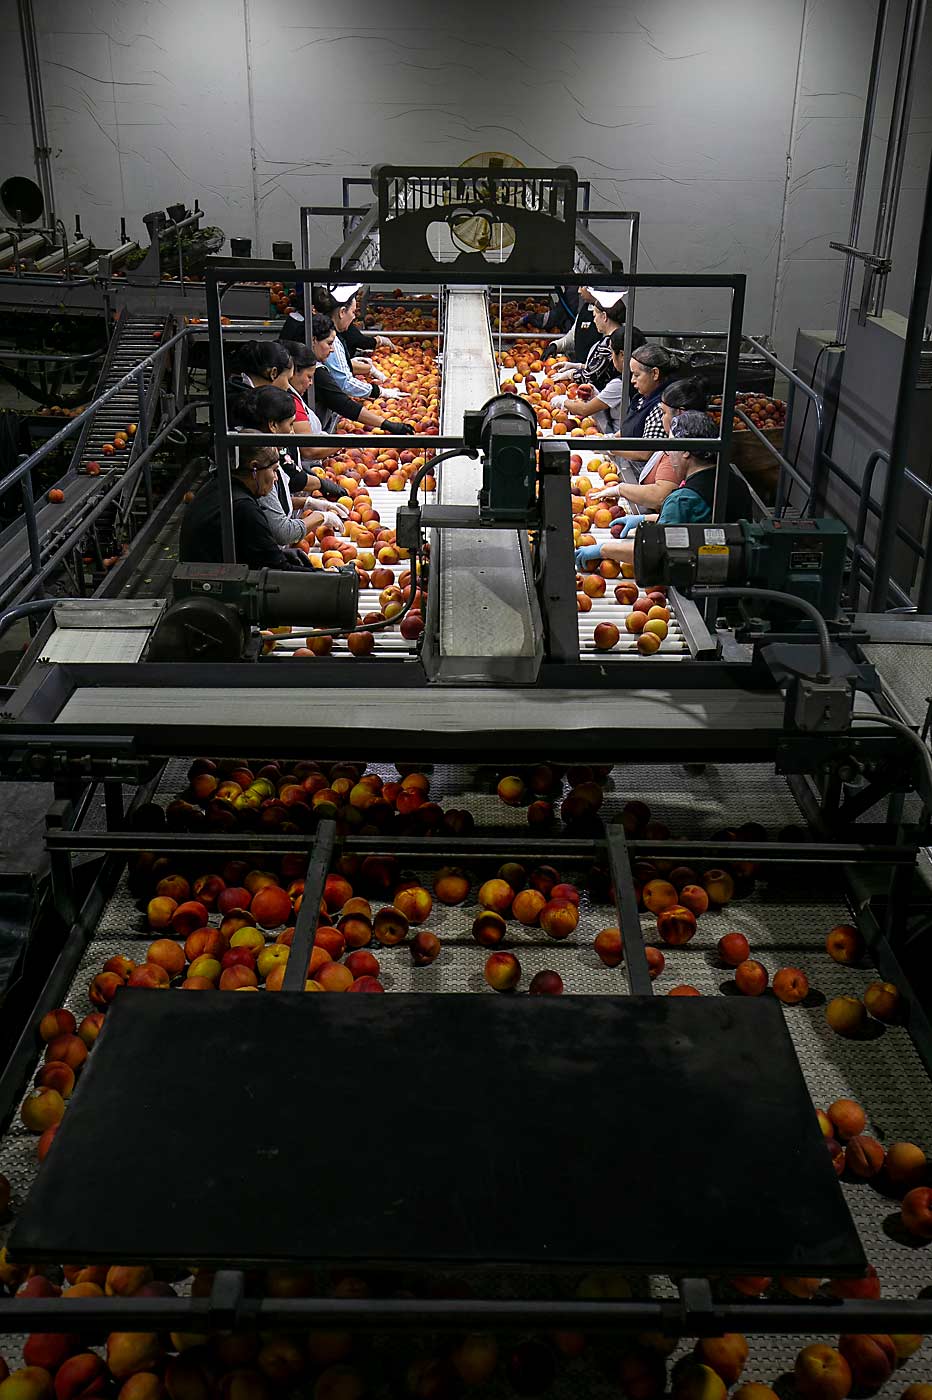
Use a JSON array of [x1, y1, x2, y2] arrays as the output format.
[[575, 543, 604, 571], [618, 515, 644, 538]]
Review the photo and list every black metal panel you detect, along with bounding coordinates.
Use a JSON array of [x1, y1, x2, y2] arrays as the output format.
[[11, 992, 864, 1277]]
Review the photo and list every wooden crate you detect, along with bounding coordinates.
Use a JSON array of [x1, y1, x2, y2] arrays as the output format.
[[730, 424, 784, 504]]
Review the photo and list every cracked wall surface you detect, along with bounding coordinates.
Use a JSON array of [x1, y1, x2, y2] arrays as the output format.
[[0, 0, 929, 360]]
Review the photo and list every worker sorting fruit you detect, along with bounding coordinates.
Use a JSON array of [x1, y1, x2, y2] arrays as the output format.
[[549, 289, 641, 394], [234, 387, 345, 548], [179, 440, 316, 570], [575, 411, 754, 571], [551, 340, 684, 449], [588, 376, 708, 513], [309, 313, 414, 436]]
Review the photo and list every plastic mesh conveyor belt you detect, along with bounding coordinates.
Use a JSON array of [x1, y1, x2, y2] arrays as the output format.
[[3, 762, 932, 1394]]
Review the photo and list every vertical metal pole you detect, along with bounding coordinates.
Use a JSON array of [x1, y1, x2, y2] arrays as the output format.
[[206, 270, 236, 563], [871, 146, 932, 609], [300, 210, 312, 347], [621, 214, 639, 418], [16, 0, 55, 228], [19, 465, 44, 596], [872, 0, 927, 316], [836, 0, 889, 343], [711, 277, 746, 522], [135, 368, 148, 450]]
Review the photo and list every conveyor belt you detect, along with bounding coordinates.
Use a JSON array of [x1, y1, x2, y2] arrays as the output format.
[[68, 311, 169, 476], [431, 289, 541, 681]]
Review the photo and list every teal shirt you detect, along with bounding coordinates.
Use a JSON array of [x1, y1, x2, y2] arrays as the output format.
[[657, 485, 711, 525]]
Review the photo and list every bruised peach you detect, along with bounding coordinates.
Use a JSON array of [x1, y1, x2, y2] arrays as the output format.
[[472, 911, 506, 948], [410, 931, 441, 966], [845, 1136, 885, 1179], [825, 923, 864, 964], [642, 879, 678, 915], [679, 884, 709, 917], [372, 907, 409, 946]]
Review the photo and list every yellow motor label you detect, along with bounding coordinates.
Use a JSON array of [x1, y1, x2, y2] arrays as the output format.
[[696, 544, 729, 583]]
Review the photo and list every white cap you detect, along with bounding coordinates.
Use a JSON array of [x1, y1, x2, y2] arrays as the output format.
[[329, 283, 363, 305], [588, 288, 627, 308]]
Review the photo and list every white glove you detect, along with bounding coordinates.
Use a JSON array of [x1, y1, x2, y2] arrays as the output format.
[[376, 336, 394, 349], [550, 394, 568, 412], [379, 386, 408, 399], [551, 364, 578, 382], [320, 510, 346, 532], [368, 363, 388, 383]]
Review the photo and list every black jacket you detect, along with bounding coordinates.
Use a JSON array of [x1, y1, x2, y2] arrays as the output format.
[[343, 323, 378, 356], [312, 363, 365, 426], [179, 476, 307, 570], [686, 464, 755, 521]]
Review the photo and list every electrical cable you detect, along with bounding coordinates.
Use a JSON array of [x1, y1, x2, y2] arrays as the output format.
[[850, 712, 932, 814], [690, 585, 832, 681]]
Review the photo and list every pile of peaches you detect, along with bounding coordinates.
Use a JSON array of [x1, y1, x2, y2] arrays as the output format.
[[709, 392, 787, 434], [499, 347, 605, 440], [336, 340, 440, 439], [157, 759, 470, 840], [364, 295, 439, 332]]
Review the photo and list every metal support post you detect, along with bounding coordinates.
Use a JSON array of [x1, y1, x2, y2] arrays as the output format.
[[710, 278, 746, 524], [205, 271, 236, 563], [871, 145, 932, 610], [536, 441, 580, 663], [135, 368, 149, 451], [281, 819, 336, 991], [603, 824, 654, 995], [19, 465, 43, 597]]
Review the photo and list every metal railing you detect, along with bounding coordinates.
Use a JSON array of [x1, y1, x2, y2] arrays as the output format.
[[0, 324, 190, 604]]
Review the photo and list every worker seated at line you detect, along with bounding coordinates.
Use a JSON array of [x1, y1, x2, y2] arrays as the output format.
[[234, 391, 346, 548], [550, 337, 685, 447], [574, 411, 754, 573], [589, 375, 708, 513], [226, 339, 293, 411], [313, 284, 398, 389], [550, 290, 643, 394], [179, 441, 314, 572]]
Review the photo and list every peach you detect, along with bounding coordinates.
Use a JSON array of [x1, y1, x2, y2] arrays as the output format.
[[671, 1362, 726, 1400], [780, 1276, 822, 1298], [17, 1276, 59, 1299], [338, 914, 372, 949], [184, 927, 225, 961], [773, 966, 809, 1005], [656, 905, 697, 946], [678, 884, 709, 917], [38, 1122, 58, 1157], [60, 1284, 104, 1299], [884, 1142, 927, 1193], [244, 869, 278, 894], [826, 995, 867, 1037], [313, 1367, 365, 1400], [106, 1337, 163, 1383], [307, 947, 332, 978], [101, 955, 135, 981], [146, 896, 177, 930], [188, 955, 221, 982], [828, 1098, 866, 1139], [513, 889, 547, 926], [539, 898, 579, 940], [220, 911, 254, 940], [317, 962, 354, 992], [181, 977, 213, 991], [618, 1348, 666, 1400], [642, 879, 678, 914], [729, 1277, 771, 1297], [192, 874, 225, 909], [22, 1335, 79, 1372], [146, 939, 185, 978], [38, 1009, 77, 1042], [218, 886, 252, 915], [694, 1335, 748, 1386], [372, 907, 409, 946], [433, 867, 470, 905], [890, 1336, 924, 1361], [315, 927, 345, 960], [345, 950, 380, 979], [583, 573, 606, 598], [845, 1135, 885, 1179], [864, 980, 900, 1022], [669, 985, 701, 996], [901, 1187, 932, 1239], [171, 901, 209, 936], [477, 878, 514, 914], [88, 971, 124, 1007], [551, 882, 580, 906], [528, 970, 564, 995], [529, 865, 561, 896], [645, 946, 665, 980], [793, 1345, 852, 1400], [105, 1266, 152, 1297], [251, 886, 293, 929], [77, 1013, 104, 1048], [44, 1034, 86, 1070], [734, 960, 768, 995], [732, 1389, 780, 1400], [838, 1334, 895, 1392], [497, 775, 527, 806], [702, 869, 735, 905], [394, 885, 432, 925], [816, 1109, 833, 1138], [451, 1335, 498, 1387], [594, 621, 620, 651], [219, 965, 258, 991], [0, 1370, 54, 1400], [469, 911, 505, 948], [484, 951, 521, 992], [257, 946, 289, 980], [230, 926, 265, 953], [127, 964, 169, 989], [35, 1062, 75, 1099], [120, 1376, 164, 1400], [157, 874, 190, 903], [411, 931, 441, 966], [825, 924, 864, 964], [592, 928, 624, 968], [347, 976, 383, 993], [902, 1388, 932, 1400], [55, 1353, 108, 1398], [626, 610, 648, 634], [828, 1264, 881, 1298], [717, 932, 749, 966]]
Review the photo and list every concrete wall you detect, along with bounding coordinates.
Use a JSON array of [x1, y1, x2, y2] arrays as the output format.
[[0, 0, 929, 358]]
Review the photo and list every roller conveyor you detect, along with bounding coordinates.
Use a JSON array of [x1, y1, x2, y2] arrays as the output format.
[[431, 289, 542, 681]]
